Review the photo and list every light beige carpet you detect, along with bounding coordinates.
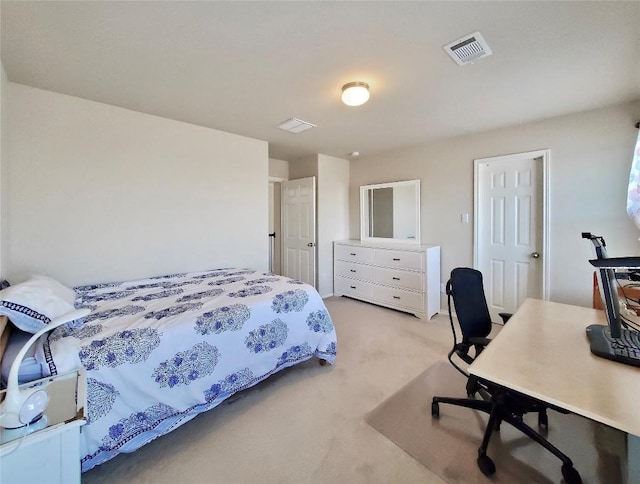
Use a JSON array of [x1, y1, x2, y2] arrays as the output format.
[[82, 297, 451, 484], [366, 361, 626, 484]]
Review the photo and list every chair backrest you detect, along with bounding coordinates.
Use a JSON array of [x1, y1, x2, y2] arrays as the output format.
[[448, 267, 493, 342]]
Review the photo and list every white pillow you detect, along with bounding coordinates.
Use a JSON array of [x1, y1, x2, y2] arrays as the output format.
[[0, 275, 77, 333]]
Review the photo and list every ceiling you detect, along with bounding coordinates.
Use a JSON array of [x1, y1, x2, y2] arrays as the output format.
[[2, 1, 639, 161]]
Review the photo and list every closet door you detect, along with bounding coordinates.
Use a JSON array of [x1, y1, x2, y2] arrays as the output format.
[[281, 177, 316, 287], [475, 152, 546, 321]]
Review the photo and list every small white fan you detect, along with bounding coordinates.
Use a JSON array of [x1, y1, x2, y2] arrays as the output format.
[[0, 308, 90, 429]]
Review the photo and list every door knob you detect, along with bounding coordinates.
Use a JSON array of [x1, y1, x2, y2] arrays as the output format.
[[531, 252, 540, 259], [307, 242, 315, 247]]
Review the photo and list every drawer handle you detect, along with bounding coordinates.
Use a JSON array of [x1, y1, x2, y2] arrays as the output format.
[[350, 286, 356, 289], [392, 258, 401, 261], [350, 253, 357, 256], [350, 269, 356, 272], [392, 277, 400, 280], [393, 296, 401, 299]]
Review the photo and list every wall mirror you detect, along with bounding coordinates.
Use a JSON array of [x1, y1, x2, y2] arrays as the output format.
[[360, 179, 421, 244]]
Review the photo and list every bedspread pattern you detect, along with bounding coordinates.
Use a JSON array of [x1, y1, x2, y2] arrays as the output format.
[[41, 269, 336, 471]]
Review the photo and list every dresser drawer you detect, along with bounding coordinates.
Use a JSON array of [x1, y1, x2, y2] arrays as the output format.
[[373, 285, 424, 312], [373, 248, 423, 270], [374, 266, 424, 291], [335, 244, 374, 264], [335, 276, 374, 299], [335, 260, 375, 281]]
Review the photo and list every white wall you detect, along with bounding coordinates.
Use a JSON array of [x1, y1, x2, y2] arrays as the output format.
[[7, 83, 269, 286], [289, 156, 318, 180], [0, 61, 7, 279], [268, 158, 289, 180], [351, 101, 640, 308], [317, 154, 349, 297]]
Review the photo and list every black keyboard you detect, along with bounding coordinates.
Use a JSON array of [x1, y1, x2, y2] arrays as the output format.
[[586, 324, 640, 367], [602, 328, 640, 362]]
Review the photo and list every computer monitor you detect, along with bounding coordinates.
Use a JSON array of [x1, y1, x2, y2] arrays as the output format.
[[582, 232, 623, 338], [582, 233, 640, 366]]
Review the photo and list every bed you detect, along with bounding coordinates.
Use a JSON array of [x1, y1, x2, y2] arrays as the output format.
[[0, 269, 337, 471]]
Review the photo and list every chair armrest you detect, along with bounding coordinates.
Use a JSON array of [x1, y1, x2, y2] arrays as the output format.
[[468, 336, 492, 347], [498, 312, 513, 324]]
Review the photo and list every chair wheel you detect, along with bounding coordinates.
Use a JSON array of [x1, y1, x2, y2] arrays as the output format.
[[561, 464, 581, 484], [431, 400, 439, 418], [477, 452, 496, 476]]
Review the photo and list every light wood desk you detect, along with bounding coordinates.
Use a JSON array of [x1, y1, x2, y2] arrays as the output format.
[[469, 298, 640, 481]]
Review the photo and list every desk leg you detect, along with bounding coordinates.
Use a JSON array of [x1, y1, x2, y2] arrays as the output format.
[[627, 434, 640, 484]]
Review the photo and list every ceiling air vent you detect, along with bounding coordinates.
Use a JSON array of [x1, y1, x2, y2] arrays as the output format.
[[277, 117, 316, 134], [443, 31, 492, 66]]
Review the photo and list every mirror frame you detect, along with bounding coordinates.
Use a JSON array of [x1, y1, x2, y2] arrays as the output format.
[[360, 179, 421, 244]]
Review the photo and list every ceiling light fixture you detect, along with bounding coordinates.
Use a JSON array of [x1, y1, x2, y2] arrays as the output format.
[[341, 82, 370, 107]]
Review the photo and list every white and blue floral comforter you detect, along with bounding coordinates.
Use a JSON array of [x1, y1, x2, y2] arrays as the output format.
[[40, 269, 337, 472]]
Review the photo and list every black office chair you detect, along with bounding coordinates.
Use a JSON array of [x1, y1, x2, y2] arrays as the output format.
[[431, 267, 581, 484]]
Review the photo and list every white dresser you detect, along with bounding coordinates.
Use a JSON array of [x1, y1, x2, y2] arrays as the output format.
[[333, 240, 440, 320]]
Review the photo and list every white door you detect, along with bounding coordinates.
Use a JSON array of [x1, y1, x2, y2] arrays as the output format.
[[281, 177, 316, 287], [474, 151, 548, 321]]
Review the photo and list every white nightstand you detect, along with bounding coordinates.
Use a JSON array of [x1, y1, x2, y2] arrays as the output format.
[[0, 370, 86, 484]]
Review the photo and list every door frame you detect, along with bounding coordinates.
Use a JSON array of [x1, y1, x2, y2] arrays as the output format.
[[268, 176, 286, 275], [473, 149, 551, 301]]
